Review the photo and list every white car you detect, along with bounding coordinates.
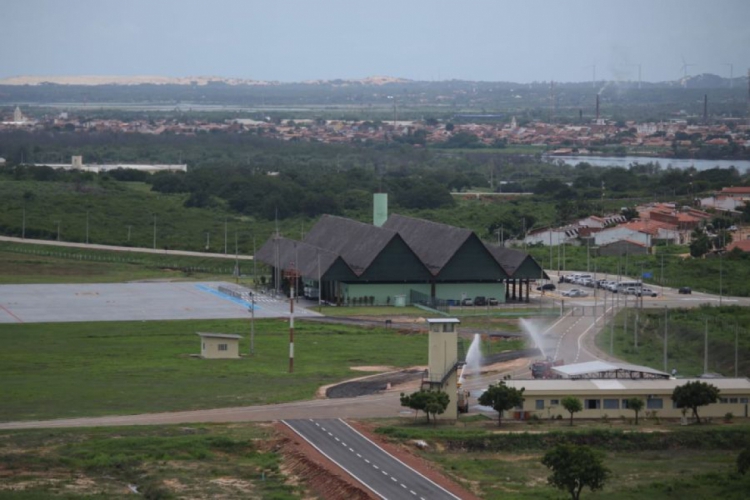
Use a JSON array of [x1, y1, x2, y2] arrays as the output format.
[[562, 289, 589, 298], [637, 288, 658, 297]]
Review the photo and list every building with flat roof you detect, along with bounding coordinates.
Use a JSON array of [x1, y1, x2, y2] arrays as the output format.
[[197, 332, 242, 359], [500, 377, 750, 421]]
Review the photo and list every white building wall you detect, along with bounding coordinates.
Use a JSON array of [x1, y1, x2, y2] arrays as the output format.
[[594, 228, 650, 247]]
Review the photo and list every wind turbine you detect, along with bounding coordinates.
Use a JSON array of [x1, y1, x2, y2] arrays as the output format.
[[628, 63, 642, 89], [723, 63, 734, 88], [680, 56, 696, 80]]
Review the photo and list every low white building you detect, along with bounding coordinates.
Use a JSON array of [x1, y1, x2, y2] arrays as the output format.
[[197, 332, 242, 359]]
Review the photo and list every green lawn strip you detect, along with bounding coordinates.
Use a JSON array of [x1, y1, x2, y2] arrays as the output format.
[[0, 319, 427, 422], [374, 423, 750, 499], [314, 306, 426, 317], [0, 424, 301, 499], [595, 305, 750, 377]]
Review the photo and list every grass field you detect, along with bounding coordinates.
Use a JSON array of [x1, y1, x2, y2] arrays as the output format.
[[0, 424, 301, 499], [0, 319, 428, 422], [595, 305, 750, 377], [0, 241, 267, 285], [375, 420, 750, 500]]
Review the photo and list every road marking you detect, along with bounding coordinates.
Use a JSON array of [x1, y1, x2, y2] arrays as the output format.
[[327, 432, 332, 436], [411, 490, 417, 495], [349, 447, 354, 452], [373, 465, 379, 470], [341, 442, 347, 447], [391, 476, 397, 481], [365, 459, 370, 464], [401, 483, 408, 488], [357, 453, 362, 458], [334, 437, 340, 442], [382, 470, 389, 475], [0, 304, 24, 323]]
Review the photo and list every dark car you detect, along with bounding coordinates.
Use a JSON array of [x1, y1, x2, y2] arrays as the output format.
[[474, 296, 488, 306], [678, 287, 692, 294], [536, 283, 556, 292]]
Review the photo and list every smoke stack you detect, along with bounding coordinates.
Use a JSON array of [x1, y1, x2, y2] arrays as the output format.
[[704, 94, 708, 124], [596, 95, 600, 121], [373, 192, 388, 227]]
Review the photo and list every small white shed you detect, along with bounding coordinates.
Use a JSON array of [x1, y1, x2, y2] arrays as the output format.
[[197, 332, 242, 359]]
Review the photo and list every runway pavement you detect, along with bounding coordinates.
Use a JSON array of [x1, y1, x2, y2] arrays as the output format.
[[0, 281, 320, 323]]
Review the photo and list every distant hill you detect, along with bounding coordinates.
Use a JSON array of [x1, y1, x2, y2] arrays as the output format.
[[0, 75, 410, 87]]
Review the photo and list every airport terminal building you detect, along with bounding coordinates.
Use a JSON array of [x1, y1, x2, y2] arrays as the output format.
[[255, 196, 547, 306]]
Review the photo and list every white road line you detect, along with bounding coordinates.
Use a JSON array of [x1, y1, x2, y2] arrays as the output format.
[[365, 459, 370, 464], [342, 442, 347, 446], [337, 418, 463, 500], [401, 483, 408, 488], [391, 476, 397, 481], [411, 490, 417, 495], [382, 470, 389, 475], [321, 427, 326, 431], [357, 453, 362, 458], [334, 437, 340, 442], [349, 447, 354, 452], [373, 465, 379, 470], [327, 432, 333, 436]]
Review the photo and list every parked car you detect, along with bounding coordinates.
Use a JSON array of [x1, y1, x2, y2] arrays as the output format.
[[623, 286, 640, 295], [580, 278, 595, 287], [595, 279, 609, 289], [678, 287, 692, 294], [488, 297, 499, 305], [637, 288, 658, 297], [536, 283, 556, 292], [461, 297, 474, 306], [474, 296, 487, 306], [562, 289, 588, 298]]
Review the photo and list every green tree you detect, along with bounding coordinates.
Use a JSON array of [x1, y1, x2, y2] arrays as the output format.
[[400, 390, 449, 424], [542, 444, 610, 500], [477, 381, 525, 426], [671, 381, 720, 424], [738, 448, 750, 475], [690, 233, 712, 258], [625, 397, 644, 425], [562, 396, 582, 426]]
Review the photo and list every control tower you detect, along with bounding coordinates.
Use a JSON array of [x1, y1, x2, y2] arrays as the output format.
[[422, 318, 462, 420]]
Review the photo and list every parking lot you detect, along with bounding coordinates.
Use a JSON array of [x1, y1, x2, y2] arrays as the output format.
[[0, 281, 321, 324]]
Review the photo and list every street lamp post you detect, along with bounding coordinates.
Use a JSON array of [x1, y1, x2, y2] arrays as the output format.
[[55, 220, 60, 241], [85, 210, 89, 244], [152, 214, 157, 250]]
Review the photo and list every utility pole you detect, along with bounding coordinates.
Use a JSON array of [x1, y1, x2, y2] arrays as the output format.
[[735, 324, 739, 378], [704, 318, 709, 375], [152, 214, 157, 250], [85, 210, 89, 244], [252, 237, 257, 287], [127, 225, 132, 242], [55, 220, 60, 241], [609, 296, 615, 356], [234, 231, 239, 284], [249, 293, 255, 355], [21, 205, 26, 239], [288, 267, 296, 374], [664, 306, 669, 372], [224, 217, 228, 255]]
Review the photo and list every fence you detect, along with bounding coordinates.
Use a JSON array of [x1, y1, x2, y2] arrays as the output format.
[[409, 289, 450, 314]]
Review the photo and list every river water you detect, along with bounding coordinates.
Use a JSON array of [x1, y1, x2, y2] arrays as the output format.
[[545, 155, 750, 172]]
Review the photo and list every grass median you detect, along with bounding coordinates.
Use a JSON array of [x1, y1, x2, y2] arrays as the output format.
[[0, 318, 428, 422]]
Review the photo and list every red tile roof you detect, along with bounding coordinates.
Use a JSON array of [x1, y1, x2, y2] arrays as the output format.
[[727, 240, 750, 252]]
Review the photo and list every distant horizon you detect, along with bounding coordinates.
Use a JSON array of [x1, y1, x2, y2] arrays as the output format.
[[3, 0, 749, 83], [0, 71, 746, 87]]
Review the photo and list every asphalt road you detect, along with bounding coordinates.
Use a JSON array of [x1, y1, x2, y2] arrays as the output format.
[[0, 235, 253, 260], [283, 418, 460, 500]]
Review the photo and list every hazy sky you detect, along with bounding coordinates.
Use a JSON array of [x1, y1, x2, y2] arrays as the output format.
[[3, 0, 749, 83]]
